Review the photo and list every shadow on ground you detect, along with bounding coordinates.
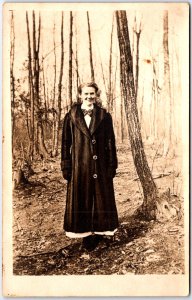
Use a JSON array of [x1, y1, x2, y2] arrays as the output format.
[[13, 216, 153, 275]]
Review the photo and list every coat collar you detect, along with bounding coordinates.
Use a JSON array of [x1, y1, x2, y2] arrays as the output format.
[[70, 104, 107, 138]]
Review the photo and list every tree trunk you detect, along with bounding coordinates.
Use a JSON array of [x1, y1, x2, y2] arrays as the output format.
[[99, 53, 107, 97], [162, 10, 172, 156], [26, 11, 35, 160], [10, 11, 15, 155], [69, 11, 73, 106], [107, 14, 114, 113], [116, 10, 178, 221], [87, 11, 95, 82], [133, 18, 142, 100], [74, 20, 80, 92], [52, 21, 57, 155], [151, 59, 159, 139], [120, 89, 124, 143], [32, 11, 49, 159], [52, 12, 64, 157]]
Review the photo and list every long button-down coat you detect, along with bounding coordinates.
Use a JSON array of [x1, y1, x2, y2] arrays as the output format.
[[61, 103, 119, 234]]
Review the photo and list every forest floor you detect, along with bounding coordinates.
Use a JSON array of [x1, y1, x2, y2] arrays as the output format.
[[13, 143, 185, 275]]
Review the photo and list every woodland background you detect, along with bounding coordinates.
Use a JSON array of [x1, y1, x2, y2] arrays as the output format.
[[9, 5, 188, 275]]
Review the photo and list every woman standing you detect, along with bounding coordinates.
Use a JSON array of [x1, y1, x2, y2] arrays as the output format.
[[61, 82, 118, 250]]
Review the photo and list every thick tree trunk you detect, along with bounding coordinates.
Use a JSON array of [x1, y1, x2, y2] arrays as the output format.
[[69, 11, 73, 106], [115, 10, 178, 220], [87, 11, 95, 82]]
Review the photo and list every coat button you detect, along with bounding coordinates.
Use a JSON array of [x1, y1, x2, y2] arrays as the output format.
[[92, 139, 96, 144], [93, 174, 97, 179], [93, 155, 97, 160]]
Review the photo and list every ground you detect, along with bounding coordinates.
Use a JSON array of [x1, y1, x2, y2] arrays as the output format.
[[13, 143, 185, 275]]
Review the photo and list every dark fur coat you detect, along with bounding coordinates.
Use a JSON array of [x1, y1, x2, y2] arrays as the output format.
[[61, 103, 119, 233]]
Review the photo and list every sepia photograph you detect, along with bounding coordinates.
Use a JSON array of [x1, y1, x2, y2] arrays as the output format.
[[3, 2, 189, 297]]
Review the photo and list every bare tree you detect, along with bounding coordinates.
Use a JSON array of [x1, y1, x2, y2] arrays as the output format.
[[52, 12, 64, 157], [26, 11, 34, 158], [10, 11, 15, 153], [69, 11, 73, 106], [107, 14, 114, 113], [32, 11, 49, 158], [51, 20, 57, 153], [74, 18, 81, 92], [116, 10, 177, 220], [133, 15, 142, 100], [163, 10, 172, 155], [87, 11, 95, 82]]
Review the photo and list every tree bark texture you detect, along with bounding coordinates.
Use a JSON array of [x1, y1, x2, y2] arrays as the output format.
[[116, 10, 158, 219]]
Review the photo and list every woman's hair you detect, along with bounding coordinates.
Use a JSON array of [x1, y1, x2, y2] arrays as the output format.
[[76, 82, 102, 106], [78, 82, 100, 96]]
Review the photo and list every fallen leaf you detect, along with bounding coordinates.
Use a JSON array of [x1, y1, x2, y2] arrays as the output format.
[[146, 254, 161, 262], [126, 242, 134, 247], [168, 227, 179, 233], [80, 253, 90, 260], [144, 249, 155, 254], [47, 259, 55, 265]]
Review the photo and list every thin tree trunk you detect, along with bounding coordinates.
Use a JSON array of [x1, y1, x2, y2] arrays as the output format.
[[52, 12, 64, 157], [87, 11, 95, 82], [33, 11, 49, 159], [163, 10, 172, 155], [52, 21, 57, 155], [152, 60, 159, 139], [99, 52, 107, 97], [74, 20, 80, 91], [26, 11, 35, 159], [134, 19, 142, 100], [108, 14, 114, 113], [10, 11, 15, 155], [69, 11, 73, 106], [42, 58, 48, 130]]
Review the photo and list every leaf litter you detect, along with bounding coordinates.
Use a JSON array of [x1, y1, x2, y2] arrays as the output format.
[[13, 144, 185, 275]]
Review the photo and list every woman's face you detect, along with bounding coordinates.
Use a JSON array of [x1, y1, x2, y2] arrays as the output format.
[[80, 86, 96, 106]]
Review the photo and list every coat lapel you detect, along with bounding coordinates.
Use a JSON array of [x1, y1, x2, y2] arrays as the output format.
[[70, 104, 91, 138], [70, 104, 106, 137], [89, 104, 106, 135]]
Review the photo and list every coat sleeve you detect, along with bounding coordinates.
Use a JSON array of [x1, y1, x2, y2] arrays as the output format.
[[61, 112, 72, 175], [106, 113, 118, 175]]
